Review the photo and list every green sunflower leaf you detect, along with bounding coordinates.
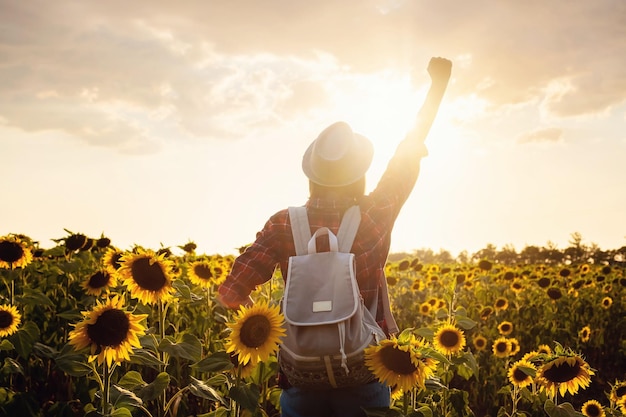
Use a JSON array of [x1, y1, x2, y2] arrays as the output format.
[[159, 333, 202, 362], [172, 279, 193, 301], [188, 376, 226, 405], [117, 371, 147, 390], [55, 355, 93, 377], [192, 351, 234, 373], [2, 357, 24, 375], [110, 385, 143, 408], [8, 321, 40, 358], [138, 372, 170, 402], [109, 407, 133, 417], [0, 339, 14, 351], [228, 382, 260, 412], [544, 399, 585, 417], [129, 348, 166, 369], [455, 316, 477, 330], [32, 342, 58, 359], [16, 287, 54, 308]]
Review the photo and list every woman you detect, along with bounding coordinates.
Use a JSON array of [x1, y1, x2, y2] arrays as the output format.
[[218, 56, 452, 417]]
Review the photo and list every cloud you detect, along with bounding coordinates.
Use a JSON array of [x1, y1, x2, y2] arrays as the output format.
[[1, 0, 624, 152], [517, 127, 563, 144]]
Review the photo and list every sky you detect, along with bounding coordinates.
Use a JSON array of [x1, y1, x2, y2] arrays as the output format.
[[1, 0, 625, 258]]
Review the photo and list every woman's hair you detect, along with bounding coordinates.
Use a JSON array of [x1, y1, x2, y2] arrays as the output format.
[[309, 176, 366, 201]]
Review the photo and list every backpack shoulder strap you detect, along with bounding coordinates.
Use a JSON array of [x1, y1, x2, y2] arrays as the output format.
[[337, 205, 360, 253], [336, 205, 399, 335], [288, 206, 311, 256]]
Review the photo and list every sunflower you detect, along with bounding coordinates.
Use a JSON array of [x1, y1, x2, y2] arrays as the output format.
[[187, 259, 217, 289], [559, 268, 571, 278], [494, 297, 509, 312], [418, 302, 432, 316], [581, 399, 605, 417], [472, 335, 488, 352], [579, 325, 591, 343], [0, 305, 22, 337], [619, 398, 626, 416], [600, 296, 612, 309], [386, 276, 398, 286], [536, 353, 595, 398], [118, 248, 175, 305], [82, 270, 117, 296], [537, 277, 551, 288], [510, 280, 523, 294], [508, 359, 536, 388], [498, 321, 514, 336], [479, 306, 494, 320], [546, 287, 563, 300], [364, 334, 437, 392], [478, 259, 492, 271], [508, 338, 521, 356], [521, 350, 541, 364], [609, 380, 626, 404], [65, 233, 89, 252], [225, 301, 285, 366], [102, 247, 124, 277], [0, 235, 33, 269], [433, 323, 466, 356], [492, 337, 512, 358], [537, 344, 552, 356], [68, 296, 147, 366]]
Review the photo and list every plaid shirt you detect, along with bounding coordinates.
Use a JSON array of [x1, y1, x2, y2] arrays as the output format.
[[218, 138, 428, 333]]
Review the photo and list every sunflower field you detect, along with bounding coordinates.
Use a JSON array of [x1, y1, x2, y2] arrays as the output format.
[[0, 231, 625, 417]]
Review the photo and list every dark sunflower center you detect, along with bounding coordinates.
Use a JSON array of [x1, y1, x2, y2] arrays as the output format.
[[537, 278, 551, 288], [495, 299, 507, 308], [87, 309, 130, 347], [475, 338, 486, 348], [543, 360, 581, 383], [193, 264, 213, 280], [0, 310, 14, 328], [512, 367, 528, 383], [615, 386, 626, 397], [0, 241, 24, 263], [439, 330, 459, 348], [496, 342, 508, 353], [239, 315, 271, 348], [500, 324, 512, 333], [379, 346, 418, 375], [547, 288, 562, 300], [584, 403, 601, 417], [130, 257, 167, 291], [66, 234, 88, 251], [110, 253, 123, 270], [89, 271, 111, 288]]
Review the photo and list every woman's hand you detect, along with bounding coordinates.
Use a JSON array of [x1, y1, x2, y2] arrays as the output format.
[[427, 57, 452, 86]]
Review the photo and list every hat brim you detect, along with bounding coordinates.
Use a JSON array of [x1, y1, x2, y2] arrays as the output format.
[[302, 131, 373, 187]]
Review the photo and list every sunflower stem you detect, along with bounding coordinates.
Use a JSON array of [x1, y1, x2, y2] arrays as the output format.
[[258, 361, 266, 411], [402, 390, 409, 416], [206, 286, 213, 352], [102, 361, 111, 415]]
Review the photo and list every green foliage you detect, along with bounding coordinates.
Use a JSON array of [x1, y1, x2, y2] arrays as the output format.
[[0, 232, 624, 416]]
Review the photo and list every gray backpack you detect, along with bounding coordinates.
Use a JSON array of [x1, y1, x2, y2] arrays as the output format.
[[278, 205, 397, 389]]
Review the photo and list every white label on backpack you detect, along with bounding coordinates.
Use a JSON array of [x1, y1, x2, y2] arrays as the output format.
[[312, 301, 332, 312]]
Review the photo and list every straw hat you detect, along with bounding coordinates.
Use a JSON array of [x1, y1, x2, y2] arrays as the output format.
[[302, 121, 373, 187]]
